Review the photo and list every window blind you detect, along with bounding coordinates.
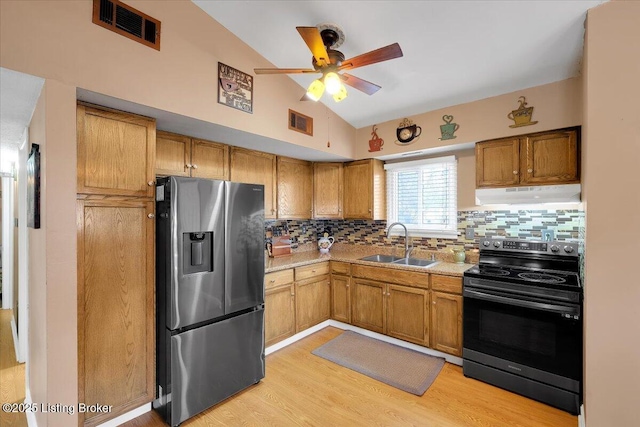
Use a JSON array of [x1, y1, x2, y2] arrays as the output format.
[[384, 156, 457, 236]]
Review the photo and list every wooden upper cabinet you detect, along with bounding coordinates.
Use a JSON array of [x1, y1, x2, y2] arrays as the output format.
[[190, 138, 229, 180], [277, 156, 313, 219], [343, 159, 386, 220], [313, 162, 343, 219], [156, 131, 229, 180], [230, 147, 277, 219], [77, 103, 156, 197], [476, 128, 580, 188], [156, 131, 191, 177], [521, 130, 578, 185], [475, 138, 520, 188]]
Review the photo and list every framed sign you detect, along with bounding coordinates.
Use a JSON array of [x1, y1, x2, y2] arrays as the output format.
[[27, 143, 41, 229], [218, 62, 253, 114]]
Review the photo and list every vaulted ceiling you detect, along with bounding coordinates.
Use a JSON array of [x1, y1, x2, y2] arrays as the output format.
[[195, 0, 605, 128]]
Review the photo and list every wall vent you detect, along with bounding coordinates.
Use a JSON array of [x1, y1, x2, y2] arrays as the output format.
[[289, 109, 313, 136], [92, 0, 161, 50]]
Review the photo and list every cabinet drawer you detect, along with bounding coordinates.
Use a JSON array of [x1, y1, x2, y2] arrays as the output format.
[[431, 274, 462, 294], [351, 264, 429, 289], [330, 261, 351, 276], [295, 262, 330, 281], [265, 269, 294, 290]]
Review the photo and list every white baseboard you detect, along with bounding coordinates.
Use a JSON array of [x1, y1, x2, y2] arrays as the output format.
[[96, 403, 151, 427], [10, 315, 20, 362], [265, 320, 463, 366], [578, 404, 585, 427], [25, 389, 38, 427]]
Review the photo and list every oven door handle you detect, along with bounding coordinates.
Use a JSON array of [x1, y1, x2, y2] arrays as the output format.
[[464, 289, 581, 317]]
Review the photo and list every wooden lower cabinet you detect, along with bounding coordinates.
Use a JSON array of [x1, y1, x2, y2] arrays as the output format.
[[77, 198, 155, 427], [265, 284, 296, 347], [387, 285, 429, 346], [430, 291, 463, 356], [295, 275, 331, 332], [330, 274, 351, 323], [350, 278, 386, 334]]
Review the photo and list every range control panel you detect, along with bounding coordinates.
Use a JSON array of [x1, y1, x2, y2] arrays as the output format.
[[480, 238, 579, 256]]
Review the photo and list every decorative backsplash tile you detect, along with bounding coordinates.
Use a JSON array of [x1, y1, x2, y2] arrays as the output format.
[[266, 209, 584, 253]]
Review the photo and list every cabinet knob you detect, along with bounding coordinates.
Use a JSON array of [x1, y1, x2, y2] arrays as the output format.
[[368, 209, 372, 212], [269, 279, 275, 283], [513, 170, 518, 175], [312, 270, 316, 273], [346, 284, 350, 288], [433, 301, 436, 305], [192, 164, 198, 169], [527, 168, 533, 173], [147, 181, 155, 186], [186, 163, 192, 169], [338, 208, 342, 212], [148, 213, 155, 219]]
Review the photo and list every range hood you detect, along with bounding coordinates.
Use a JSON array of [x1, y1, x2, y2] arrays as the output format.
[[475, 184, 581, 205]]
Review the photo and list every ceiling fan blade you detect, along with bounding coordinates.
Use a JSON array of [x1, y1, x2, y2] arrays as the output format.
[[297, 26, 330, 66], [339, 43, 403, 71], [254, 68, 317, 74], [341, 73, 381, 95]]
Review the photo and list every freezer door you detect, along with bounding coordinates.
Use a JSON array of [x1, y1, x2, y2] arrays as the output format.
[[169, 308, 265, 426], [225, 182, 265, 313], [168, 177, 226, 329]]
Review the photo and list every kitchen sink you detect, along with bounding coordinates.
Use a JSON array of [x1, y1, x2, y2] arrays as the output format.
[[358, 254, 438, 268], [359, 254, 404, 263], [391, 258, 438, 267]]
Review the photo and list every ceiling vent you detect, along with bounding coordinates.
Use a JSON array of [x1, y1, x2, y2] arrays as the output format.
[[92, 0, 161, 50]]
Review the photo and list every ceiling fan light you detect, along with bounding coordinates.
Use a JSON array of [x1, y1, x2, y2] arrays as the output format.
[[324, 72, 341, 95], [306, 79, 325, 101], [332, 84, 348, 102]]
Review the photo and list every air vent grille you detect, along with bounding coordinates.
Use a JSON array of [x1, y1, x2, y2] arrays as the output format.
[[288, 109, 313, 136], [93, 0, 161, 50]]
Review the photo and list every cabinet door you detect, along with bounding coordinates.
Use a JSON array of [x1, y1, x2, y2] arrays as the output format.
[[230, 147, 277, 219], [430, 291, 463, 356], [331, 274, 351, 324], [77, 198, 155, 426], [77, 103, 156, 197], [521, 130, 578, 185], [156, 131, 191, 177], [343, 160, 373, 219], [277, 156, 313, 219], [350, 278, 386, 334], [265, 284, 295, 347], [387, 285, 429, 346], [475, 138, 520, 188], [191, 138, 229, 180], [313, 162, 343, 219], [295, 275, 331, 332]]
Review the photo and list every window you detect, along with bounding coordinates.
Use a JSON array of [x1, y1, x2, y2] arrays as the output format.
[[384, 155, 458, 238]]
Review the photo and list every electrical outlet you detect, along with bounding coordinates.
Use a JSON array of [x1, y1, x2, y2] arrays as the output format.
[[542, 229, 555, 241], [465, 227, 475, 240]]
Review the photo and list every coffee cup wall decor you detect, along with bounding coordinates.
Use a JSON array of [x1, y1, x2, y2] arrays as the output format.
[[439, 115, 460, 140], [396, 118, 422, 145], [508, 96, 538, 128], [368, 125, 384, 152]]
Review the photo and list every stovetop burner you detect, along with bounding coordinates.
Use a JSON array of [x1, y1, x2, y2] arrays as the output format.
[[517, 272, 567, 284], [479, 267, 511, 276]]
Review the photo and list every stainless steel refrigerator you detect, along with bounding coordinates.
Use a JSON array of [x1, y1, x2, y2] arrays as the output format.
[[154, 177, 265, 427]]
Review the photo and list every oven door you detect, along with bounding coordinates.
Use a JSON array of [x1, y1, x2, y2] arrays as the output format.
[[463, 278, 582, 384]]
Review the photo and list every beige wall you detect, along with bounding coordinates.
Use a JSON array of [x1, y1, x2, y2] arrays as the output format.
[[0, 0, 355, 159], [355, 78, 582, 159], [27, 80, 78, 427], [583, 1, 640, 425]]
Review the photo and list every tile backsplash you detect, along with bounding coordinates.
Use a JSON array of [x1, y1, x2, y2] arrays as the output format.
[[266, 210, 584, 253]]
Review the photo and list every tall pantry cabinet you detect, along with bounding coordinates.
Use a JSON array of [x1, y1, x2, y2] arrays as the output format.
[[76, 103, 156, 427]]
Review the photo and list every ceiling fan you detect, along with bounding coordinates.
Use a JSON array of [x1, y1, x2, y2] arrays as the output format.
[[254, 24, 403, 102]]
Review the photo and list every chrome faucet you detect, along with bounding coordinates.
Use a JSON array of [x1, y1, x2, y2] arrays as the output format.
[[387, 222, 413, 258]]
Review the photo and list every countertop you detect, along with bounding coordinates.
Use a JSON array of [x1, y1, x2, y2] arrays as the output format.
[[265, 246, 475, 277]]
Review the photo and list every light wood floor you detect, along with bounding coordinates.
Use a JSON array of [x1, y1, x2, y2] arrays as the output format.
[[124, 326, 577, 427], [0, 309, 28, 427]]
